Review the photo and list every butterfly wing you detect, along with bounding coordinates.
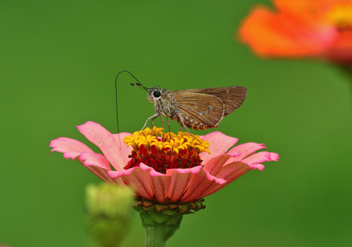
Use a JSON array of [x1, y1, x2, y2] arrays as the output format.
[[170, 92, 225, 130], [176, 86, 247, 116]]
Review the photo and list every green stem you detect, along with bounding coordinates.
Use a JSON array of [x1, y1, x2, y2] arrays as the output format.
[[134, 199, 205, 247], [138, 210, 183, 247], [145, 225, 167, 247]]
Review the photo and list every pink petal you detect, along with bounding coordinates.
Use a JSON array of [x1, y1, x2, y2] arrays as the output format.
[[249, 164, 265, 171], [86, 164, 120, 184], [269, 152, 279, 161], [216, 161, 251, 183], [138, 164, 171, 204], [112, 132, 133, 164], [203, 154, 234, 176], [200, 131, 238, 164], [49, 137, 93, 160], [50, 138, 119, 183], [242, 151, 279, 170], [244, 151, 278, 171], [77, 121, 127, 171], [180, 169, 226, 203], [166, 166, 202, 202], [108, 165, 154, 200], [166, 166, 203, 202], [227, 142, 267, 161], [201, 162, 251, 198], [80, 152, 110, 170]]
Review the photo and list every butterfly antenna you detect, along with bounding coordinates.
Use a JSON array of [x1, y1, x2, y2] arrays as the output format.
[[115, 71, 149, 134], [120, 71, 149, 92]]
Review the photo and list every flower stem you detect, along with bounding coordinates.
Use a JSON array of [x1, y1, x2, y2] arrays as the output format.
[[134, 199, 205, 247], [144, 224, 169, 247], [138, 209, 183, 247]]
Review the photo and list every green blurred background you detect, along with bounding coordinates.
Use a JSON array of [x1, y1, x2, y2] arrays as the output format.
[[1, 0, 351, 246]]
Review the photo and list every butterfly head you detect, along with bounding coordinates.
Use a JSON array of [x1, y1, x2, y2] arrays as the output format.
[[147, 86, 163, 103]]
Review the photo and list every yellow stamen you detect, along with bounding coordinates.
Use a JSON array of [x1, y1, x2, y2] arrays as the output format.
[[124, 127, 210, 155], [123, 126, 210, 173]]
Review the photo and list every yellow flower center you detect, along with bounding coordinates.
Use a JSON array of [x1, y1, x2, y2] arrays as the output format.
[[123, 127, 210, 174], [328, 5, 352, 29]]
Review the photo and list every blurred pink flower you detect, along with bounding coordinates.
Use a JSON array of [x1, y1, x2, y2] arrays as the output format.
[[50, 121, 279, 203], [238, 0, 352, 63]]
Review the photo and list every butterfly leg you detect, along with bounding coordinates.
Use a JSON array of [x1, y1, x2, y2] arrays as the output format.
[[151, 115, 161, 129], [140, 113, 159, 134], [158, 115, 165, 141], [177, 115, 201, 143], [165, 116, 172, 163], [180, 125, 185, 133], [166, 116, 171, 140], [158, 115, 164, 129]]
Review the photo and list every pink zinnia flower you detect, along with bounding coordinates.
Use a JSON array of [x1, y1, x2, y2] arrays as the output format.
[[50, 121, 279, 204]]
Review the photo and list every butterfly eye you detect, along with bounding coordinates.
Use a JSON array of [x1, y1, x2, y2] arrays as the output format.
[[153, 90, 161, 97]]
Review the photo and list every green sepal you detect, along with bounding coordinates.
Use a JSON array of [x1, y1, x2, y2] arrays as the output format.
[[134, 198, 206, 247], [134, 198, 205, 214]]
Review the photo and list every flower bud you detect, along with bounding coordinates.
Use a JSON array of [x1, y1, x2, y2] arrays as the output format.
[[85, 183, 134, 247]]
